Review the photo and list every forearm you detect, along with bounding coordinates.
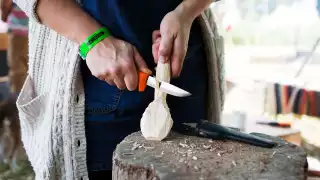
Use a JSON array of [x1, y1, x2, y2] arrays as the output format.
[[175, 0, 214, 21], [36, 0, 102, 44]]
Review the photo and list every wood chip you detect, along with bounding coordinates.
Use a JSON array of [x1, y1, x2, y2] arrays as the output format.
[[179, 143, 189, 148], [271, 151, 277, 158], [143, 146, 155, 150], [217, 153, 221, 157], [232, 161, 236, 167], [131, 142, 140, 151], [192, 156, 198, 160]]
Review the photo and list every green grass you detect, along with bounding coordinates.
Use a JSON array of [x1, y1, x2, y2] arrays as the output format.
[[0, 161, 34, 180]]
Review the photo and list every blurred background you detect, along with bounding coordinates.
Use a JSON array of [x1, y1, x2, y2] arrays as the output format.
[[1, 0, 320, 179], [212, 0, 320, 179]]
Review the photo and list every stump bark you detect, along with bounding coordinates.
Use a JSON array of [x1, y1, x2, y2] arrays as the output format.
[[113, 131, 308, 180]]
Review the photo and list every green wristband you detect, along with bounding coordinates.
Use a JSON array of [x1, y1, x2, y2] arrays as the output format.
[[79, 27, 111, 59]]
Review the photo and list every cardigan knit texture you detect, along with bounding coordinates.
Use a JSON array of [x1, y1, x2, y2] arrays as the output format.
[[13, 0, 225, 179]]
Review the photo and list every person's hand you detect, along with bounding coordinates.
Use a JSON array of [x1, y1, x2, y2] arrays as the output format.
[[152, 10, 194, 77], [0, 0, 13, 22], [86, 36, 152, 91]]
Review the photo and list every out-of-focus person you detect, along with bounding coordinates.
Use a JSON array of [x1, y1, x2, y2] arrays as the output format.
[[0, 0, 28, 94]]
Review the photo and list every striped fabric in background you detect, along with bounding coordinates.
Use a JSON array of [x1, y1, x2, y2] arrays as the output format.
[[265, 83, 320, 118], [7, 4, 28, 36]]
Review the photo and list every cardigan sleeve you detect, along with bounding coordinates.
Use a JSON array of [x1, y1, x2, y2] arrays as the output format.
[[13, 0, 41, 23]]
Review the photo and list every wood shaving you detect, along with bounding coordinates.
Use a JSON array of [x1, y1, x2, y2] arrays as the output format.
[[232, 161, 236, 167], [190, 144, 196, 148], [271, 151, 277, 158], [203, 144, 211, 149], [210, 148, 216, 152], [192, 156, 198, 160], [131, 142, 140, 151], [143, 146, 155, 150], [177, 149, 186, 154], [179, 143, 189, 148], [217, 153, 221, 157], [218, 150, 227, 155]]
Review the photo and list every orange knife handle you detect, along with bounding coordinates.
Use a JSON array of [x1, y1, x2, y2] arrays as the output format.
[[138, 71, 149, 92]]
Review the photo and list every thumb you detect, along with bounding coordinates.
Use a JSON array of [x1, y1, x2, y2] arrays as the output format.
[[159, 33, 173, 63], [133, 47, 152, 75], [152, 30, 161, 44]]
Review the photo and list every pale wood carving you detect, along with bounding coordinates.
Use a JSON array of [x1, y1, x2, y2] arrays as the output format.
[[140, 59, 173, 141]]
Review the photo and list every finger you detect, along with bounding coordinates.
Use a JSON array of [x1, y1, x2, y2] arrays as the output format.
[[123, 60, 138, 91], [104, 77, 115, 86], [133, 47, 152, 74], [124, 73, 137, 91], [94, 72, 106, 82], [114, 76, 126, 90], [152, 30, 161, 43], [152, 41, 160, 63], [171, 35, 187, 77], [159, 32, 174, 63]]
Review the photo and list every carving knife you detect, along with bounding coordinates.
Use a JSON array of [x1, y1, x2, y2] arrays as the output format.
[[175, 119, 277, 148], [138, 71, 191, 97]]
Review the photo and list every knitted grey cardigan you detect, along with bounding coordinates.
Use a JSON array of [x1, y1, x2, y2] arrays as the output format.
[[13, 0, 225, 179]]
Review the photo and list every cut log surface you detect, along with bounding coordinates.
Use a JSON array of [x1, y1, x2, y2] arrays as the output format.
[[113, 131, 308, 180]]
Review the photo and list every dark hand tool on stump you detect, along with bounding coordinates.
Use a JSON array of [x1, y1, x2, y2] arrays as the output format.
[[176, 119, 277, 148]]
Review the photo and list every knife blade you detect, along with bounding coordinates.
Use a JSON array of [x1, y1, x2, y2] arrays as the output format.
[[138, 71, 191, 97]]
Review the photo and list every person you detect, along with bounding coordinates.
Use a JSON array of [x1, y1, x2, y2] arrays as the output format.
[[0, 0, 28, 95], [12, 0, 224, 179]]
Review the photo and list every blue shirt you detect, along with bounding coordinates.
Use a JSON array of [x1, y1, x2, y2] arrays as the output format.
[[81, 0, 208, 172]]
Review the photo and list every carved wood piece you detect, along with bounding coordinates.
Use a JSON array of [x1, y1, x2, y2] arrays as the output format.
[[140, 60, 173, 141]]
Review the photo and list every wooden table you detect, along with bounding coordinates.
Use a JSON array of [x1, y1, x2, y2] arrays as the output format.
[[246, 120, 301, 146]]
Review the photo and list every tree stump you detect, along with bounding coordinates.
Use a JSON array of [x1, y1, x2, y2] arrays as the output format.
[[113, 131, 308, 180]]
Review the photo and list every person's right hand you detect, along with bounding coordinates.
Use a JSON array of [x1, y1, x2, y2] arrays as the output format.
[[86, 36, 152, 91]]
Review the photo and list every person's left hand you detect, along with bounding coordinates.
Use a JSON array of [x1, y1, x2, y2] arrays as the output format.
[[0, 0, 13, 22], [152, 10, 194, 77]]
